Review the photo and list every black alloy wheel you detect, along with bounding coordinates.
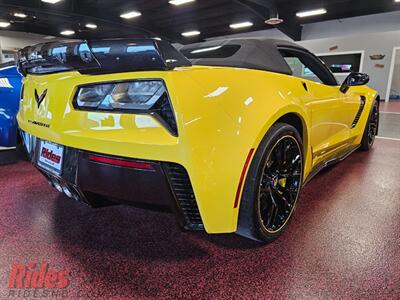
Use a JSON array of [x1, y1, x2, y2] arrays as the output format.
[[236, 123, 303, 243], [360, 100, 379, 151], [257, 135, 303, 233], [368, 103, 379, 146]]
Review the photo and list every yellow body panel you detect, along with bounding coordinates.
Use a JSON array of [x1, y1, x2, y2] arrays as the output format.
[[17, 66, 377, 233]]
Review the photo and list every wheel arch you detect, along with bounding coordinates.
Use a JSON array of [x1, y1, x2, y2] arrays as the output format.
[[256, 108, 311, 172], [235, 109, 310, 241], [275, 113, 308, 153]]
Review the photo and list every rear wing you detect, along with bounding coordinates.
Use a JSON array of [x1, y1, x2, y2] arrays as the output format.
[[17, 39, 191, 76]]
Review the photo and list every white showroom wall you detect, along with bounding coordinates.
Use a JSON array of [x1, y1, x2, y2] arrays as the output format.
[[0, 30, 54, 50], [390, 50, 400, 98], [208, 11, 400, 99], [300, 30, 400, 99], [1, 10, 399, 98], [0, 30, 57, 63]]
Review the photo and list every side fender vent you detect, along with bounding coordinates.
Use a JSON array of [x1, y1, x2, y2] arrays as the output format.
[[352, 96, 366, 128]]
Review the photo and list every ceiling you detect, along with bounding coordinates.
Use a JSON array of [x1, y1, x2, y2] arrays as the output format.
[[0, 0, 399, 44]]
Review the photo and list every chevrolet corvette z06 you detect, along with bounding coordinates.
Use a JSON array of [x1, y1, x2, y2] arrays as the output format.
[[17, 38, 379, 242]]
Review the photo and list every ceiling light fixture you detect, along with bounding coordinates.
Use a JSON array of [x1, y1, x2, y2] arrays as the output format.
[[14, 12, 27, 18], [265, 16, 283, 25], [85, 23, 97, 29], [60, 30, 75, 36], [296, 8, 327, 18], [395, 0, 400, 2], [153, 37, 162, 41], [120, 11, 142, 19], [181, 30, 200, 37], [41, 0, 63, 3], [169, 0, 195, 5], [0, 21, 11, 28], [191, 46, 222, 54], [229, 21, 253, 29]]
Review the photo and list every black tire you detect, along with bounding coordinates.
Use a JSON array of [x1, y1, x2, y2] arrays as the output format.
[[16, 131, 30, 161], [360, 100, 379, 151], [237, 123, 304, 243], [16, 142, 30, 161]]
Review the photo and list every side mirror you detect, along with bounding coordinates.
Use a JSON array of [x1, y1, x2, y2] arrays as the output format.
[[340, 72, 370, 94]]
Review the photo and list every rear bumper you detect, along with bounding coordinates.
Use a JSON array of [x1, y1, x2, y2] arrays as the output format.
[[25, 133, 204, 231]]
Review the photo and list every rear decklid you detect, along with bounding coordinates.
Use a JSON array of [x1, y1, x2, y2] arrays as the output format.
[[17, 39, 192, 154]]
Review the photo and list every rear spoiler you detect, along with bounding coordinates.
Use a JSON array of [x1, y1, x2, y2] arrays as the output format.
[[17, 39, 192, 76]]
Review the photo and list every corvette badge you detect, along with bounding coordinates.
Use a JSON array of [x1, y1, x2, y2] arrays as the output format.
[[34, 89, 47, 108]]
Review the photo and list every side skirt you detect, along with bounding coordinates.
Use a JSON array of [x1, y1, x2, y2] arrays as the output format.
[[303, 144, 360, 186]]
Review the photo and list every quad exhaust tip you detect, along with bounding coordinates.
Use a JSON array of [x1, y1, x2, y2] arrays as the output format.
[[48, 177, 80, 202], [61, 184, 73, 198], [51, 179, 63, 193]]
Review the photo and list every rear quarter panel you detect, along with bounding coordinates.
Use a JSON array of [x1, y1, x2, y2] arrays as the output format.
[[169, 66, 312, 231]]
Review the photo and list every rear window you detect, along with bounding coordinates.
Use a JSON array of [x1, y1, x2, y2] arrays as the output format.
[[181, 45, 241, 59]]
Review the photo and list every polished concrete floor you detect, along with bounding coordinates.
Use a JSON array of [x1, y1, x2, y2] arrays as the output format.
[[0, 102, 399, 299], [380, 101, 400, 113], [379, 113, 400, 139], [378, 101, 400, 140]]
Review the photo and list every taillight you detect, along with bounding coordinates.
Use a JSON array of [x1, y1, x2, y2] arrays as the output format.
[[73, 79, 178, 136]]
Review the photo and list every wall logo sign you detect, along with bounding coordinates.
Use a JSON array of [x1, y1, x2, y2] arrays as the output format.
[[370, 54, 385, 60], [34, 89, 47, 108], [329, 46, 339, 51]]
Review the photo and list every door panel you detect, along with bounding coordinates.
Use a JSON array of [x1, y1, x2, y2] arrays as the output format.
[[279, 48, 359, 167], [302, 81, 351, 166]]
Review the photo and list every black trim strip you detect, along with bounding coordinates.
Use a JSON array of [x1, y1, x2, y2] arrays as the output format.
[[312, 137, 356, 159], [304, 144, 360, 186]]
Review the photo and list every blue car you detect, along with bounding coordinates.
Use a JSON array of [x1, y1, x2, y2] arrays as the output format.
[[0, 62, 22, 148]]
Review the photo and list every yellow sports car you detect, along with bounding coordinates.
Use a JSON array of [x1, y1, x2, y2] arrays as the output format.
[[17, 38, 379, 242]]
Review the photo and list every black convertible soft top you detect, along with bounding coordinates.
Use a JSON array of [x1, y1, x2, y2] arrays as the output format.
[[180, 38, 309, 75]]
